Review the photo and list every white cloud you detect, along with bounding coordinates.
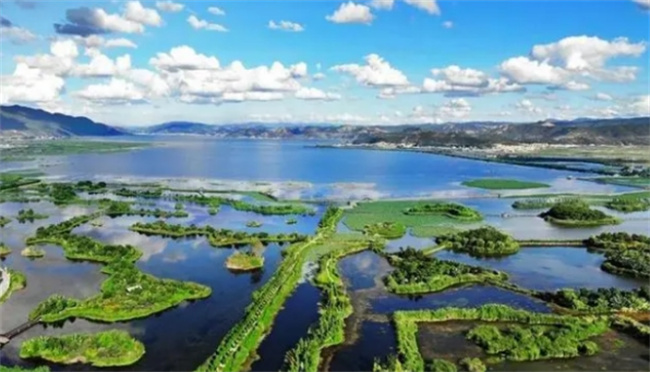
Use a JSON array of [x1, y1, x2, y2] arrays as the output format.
[[156, 0, 184, 12], [222, 92, 284, 102], [106, 38, 138, 49], [0, 63, 65, 104], [369, 0, 394, 10], [378, 86, 421, 99], [295, 87, 341, 101], [331, 54, 409, 87], [73, 36, 137, 49], [0, 22, 37, 44], [326, 2, 374, 24], [76, 78, 146, 104], [403, 0, 440, 14], [313, 72, 326, 80], [594, 92, 613, 101], [515, 99, 543, 114], [73, 53, 131, 78], [187, 15, 228, 32], [268, 20, 304, 32], [124, 1, 163, 27], [207, 6, 226, 16], [150, 45, 221, 71], [632, 0, 650, 10], [438, 98, 471, 118], [628, 95, 650, 115], [423, 65, 522, 96], [500, 56, 569, 85], [15, 39, 78, 76], [442, 21, 453, 28], [91, 8, 147, 33]]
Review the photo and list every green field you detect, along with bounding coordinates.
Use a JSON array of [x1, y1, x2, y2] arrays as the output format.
[[343, 200, 482, 238], [1, 140, 149, 161], [593, 177, 650, 188], [462, 178, 550, 190]]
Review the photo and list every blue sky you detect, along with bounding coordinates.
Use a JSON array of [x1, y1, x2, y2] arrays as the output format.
[[0, 0, 648, 126]]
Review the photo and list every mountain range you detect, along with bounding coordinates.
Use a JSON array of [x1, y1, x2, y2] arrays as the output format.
[[1, 105, 648, 146]]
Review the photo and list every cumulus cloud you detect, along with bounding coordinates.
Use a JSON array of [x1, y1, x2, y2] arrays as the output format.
[[268, 20, 304, 32], [76, 78, 146, 104], [438, 98, 471, 118], [295, 87, 341, 101], [403, 0, 440, 14], [515, 99, 543, 114], [0, 63, 65, 104], [632, 0, 650, 10], [594, 92, 613, 101], [331, 54, 409, 87], [422, 65, 523, 96], [54, 2, 161, 36], [313, 72, 326, 80], [150, 45, 221, 71], [74, 35, 137, 49], [106, 38, 138, 48], [72, 53, 131, 78], [207, 6, 226, 16], [0, 17, 37, 44], [369, 0, 394, 10], [326, 2, 374, 24], [187, 15, 228, 32], [15, 39, 79, 76], [156, 0, 184, 12], [629, 95, 650, 115]]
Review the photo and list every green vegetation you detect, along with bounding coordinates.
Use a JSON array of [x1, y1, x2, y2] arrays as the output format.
[[21, 246, 45, 258], [225, 251, 264, 271], [512, 199, 557, 210], [246, 221, 262, 228], [0, 365, 50, 372], [173, 193, 314, 215], [605, 197, 650, 212], [584, 232, 650, 279], [75, 180, 107, 194], [286, 217, 297, 225], [208, 206, 219, 215], [19, 330, 145, 367], [344, 200, 481, 238], [611, 314, 650, 344], [0, 242, 11, 257], [384, 247, 507, 294], [466, 321, 607, 361], [114, 187, 163, 199], [0, 216, 12, 227], [197, 207, 343, 372], [594, 176, 650, 188], [535, 287, 650, 313], [48, 184, 78, 205], [462, 178, 550, 190], [458, 358, 485, 372], [105, 200, 188, 218], [0, 269, 27, 304], [284, 236, 372, 372], [436, 226, 520, 257], [32, 260, 211, 323], [130, 220, 307, 247], [0, 140, 148, 162], [28, 231, 141, 264], [428, 359, 457, 372], [16, 209, 49, 223], [386, 304, 610, 372], [540, 199, 621, 227], [0, 172, 41, 191], [363, 221, 407, 239]]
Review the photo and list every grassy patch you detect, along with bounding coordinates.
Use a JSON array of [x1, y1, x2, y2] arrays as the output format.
[[19, 330, 145, 367], [462, 178, 550, 190], [0, 269, 27, 304], [225, 251, 264, 271]]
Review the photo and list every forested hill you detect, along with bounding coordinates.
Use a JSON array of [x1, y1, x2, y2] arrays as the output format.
[[0, 105, 124, 137], [352, 117, 650, 147]]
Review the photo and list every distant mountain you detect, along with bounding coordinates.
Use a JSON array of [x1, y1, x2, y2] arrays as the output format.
[[0, 105, 124, 137]]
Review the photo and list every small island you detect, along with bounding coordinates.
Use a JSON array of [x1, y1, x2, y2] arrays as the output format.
[[605, 197, 650, 213], [0, 216, 11, 227], [462, 178, 550, 190], [0, 243, 11, 257], [246, 220, 263, 228], [0, 268, 26, 304], [226, 251, 264, 271], [19, 330, 145, 367], [584, 232, 650, 279], [286, 218, 297, 225], [540, 199, 621, 227], [16, 209, 49, 223], [363, 222, 407, 239], [21, 246, 45, 258], [403, 202, 482, 221], [436, 226, 520, 257]]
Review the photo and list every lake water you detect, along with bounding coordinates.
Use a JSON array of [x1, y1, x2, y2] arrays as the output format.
[[1, 138, 647, 371]]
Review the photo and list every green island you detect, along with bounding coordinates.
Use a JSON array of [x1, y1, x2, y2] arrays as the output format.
[[16, 209, 49, 223], [286, 217, 297, 225], [284, 235, 374, 372], [225, 251, 264, 271], [0, 215, 12, 227], [343, 200, 481, 238], [21, 246, 45, 258], [0, 242, 11, 257], [114, 187, 163, 199], [363, 221, 407, 239], [383, 247, 507, 294], [584, 232, 650, 279], [130, 220, 307, 247], [197, 207, 343, 372], [436, 226, 520, 257], [105, 200, 188, 218], [462, 178, 550, 190], [374, 304, 611, 372], [19, 330, 145, 367], [539, 199, 621, 227], [605, 197, 650, 212], [246, 220, 263, 228], [535, 287, 650, 313], [512, 198, 560, 210], [173, 193, 314, 216], [0, 269, 27, 304]]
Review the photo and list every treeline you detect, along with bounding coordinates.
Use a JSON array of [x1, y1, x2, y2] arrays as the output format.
[[403, 203, 482, 221], [584, 232, 650, 279], [605, 197, 650, 213], [540, 199, 620, 227], [16, 208, 48, 223], [535, 287, 650, 313], [384, 247, 507, 294], [105, 200, 188, 218], [172, 193, 314, 216], [436, 227, 520, 257]]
